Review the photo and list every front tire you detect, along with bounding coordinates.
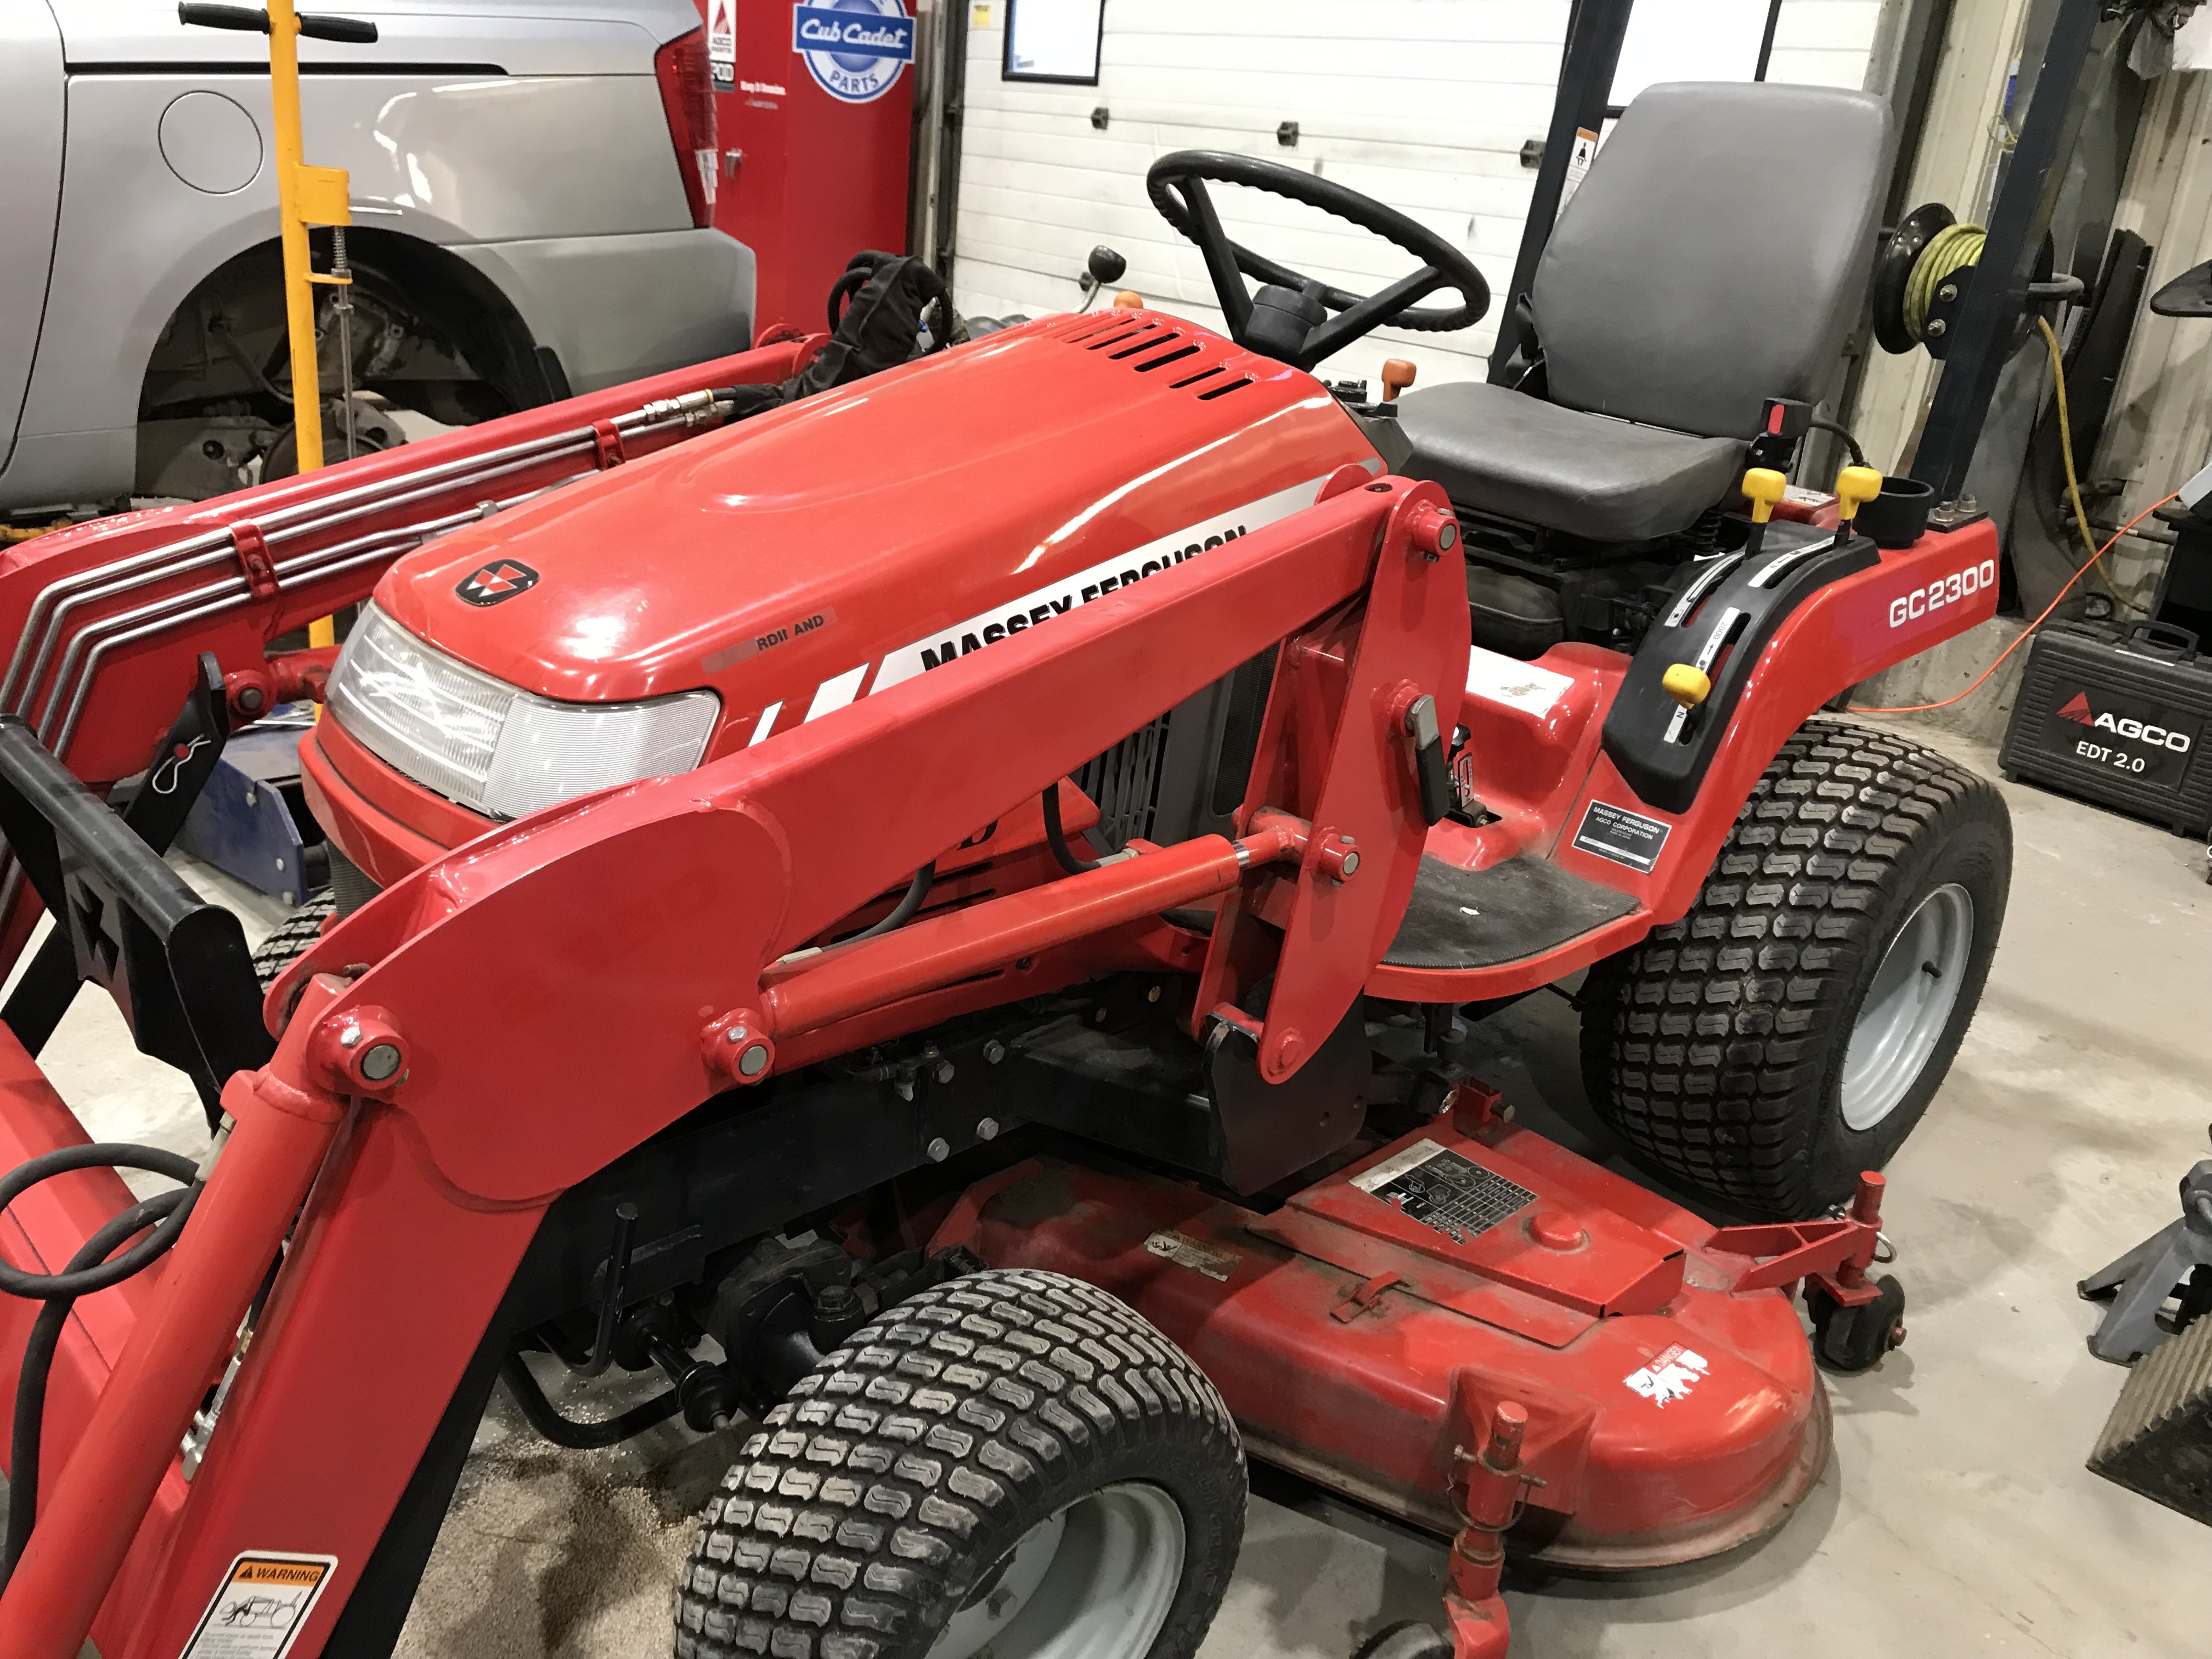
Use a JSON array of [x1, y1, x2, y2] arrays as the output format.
[[1580, 719, 2011, 1218], [675, 1269, 1244, 1659]]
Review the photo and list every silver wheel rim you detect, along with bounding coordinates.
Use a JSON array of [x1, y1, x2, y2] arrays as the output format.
[[1839, 882, 1974, 1131], [926, 1481, 1185, 1659]]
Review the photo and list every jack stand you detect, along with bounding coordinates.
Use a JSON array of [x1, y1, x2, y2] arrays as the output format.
[[2080, 1158, 2212, 1364]]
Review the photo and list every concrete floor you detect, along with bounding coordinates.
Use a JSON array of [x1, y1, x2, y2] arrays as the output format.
[[16, 720, 2211, 1657]]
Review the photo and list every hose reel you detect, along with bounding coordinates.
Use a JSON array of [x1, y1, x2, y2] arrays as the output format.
[[1872, 201, 2084, 359]]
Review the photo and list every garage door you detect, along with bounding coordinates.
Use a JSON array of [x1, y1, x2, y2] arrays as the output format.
[[952, 0, 1887, 393]]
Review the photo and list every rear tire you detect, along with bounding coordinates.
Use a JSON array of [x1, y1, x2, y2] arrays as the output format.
[[1579, 719, 2010, 1218], [674, 1268, 1244, 1659]]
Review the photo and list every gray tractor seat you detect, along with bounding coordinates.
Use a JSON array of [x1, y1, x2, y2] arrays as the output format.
[[1397, 81, 1892, 544], [1396, 385, 1746, 542]]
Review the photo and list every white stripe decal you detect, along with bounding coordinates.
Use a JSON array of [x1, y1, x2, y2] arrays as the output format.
[[747, 699, 783, 746], [805, 665, 868, 722], [867, 475, 1330, 696]]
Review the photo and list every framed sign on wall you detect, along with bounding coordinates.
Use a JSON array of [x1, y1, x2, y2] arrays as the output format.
[[1002, 0, 1105, 85]]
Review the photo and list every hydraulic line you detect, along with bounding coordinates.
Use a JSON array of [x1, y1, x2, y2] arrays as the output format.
[[1042, 781, 1101, 874], [0, 1143, 201, 1593], [850, 862, 935, 943]]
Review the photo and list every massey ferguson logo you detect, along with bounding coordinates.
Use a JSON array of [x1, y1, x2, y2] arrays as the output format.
[[456, 560, 539, 607], [2057, 690, 2193, 752]]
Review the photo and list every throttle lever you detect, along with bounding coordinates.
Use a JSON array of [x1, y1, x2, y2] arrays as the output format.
[[1402, 693, 1451, 827]]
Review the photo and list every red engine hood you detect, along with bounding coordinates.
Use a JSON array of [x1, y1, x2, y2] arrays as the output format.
[[373, 312, 1378, 752]]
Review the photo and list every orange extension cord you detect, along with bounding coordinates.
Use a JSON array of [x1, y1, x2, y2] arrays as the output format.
[[1846, 490, 2180, 715]]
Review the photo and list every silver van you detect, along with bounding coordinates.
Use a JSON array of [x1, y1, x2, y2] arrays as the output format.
[[0, 0, 754, 509]]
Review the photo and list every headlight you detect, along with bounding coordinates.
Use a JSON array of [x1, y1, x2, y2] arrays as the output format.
[[326, 603, 720, 820]]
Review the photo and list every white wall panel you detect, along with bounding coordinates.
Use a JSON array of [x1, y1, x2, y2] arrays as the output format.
[[954, 1, 1882, 394]]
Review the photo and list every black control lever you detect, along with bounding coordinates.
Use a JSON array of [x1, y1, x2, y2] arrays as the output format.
[[1402, 693, 1452, 827], [178, 3, 380, 43]]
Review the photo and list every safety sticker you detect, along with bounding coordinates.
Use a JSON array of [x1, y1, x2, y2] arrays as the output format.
[[1571, 800, 1671, 874], [1466, 646, 1573, 718], [1556, 125, 1600, 219], [1624, 1344, 1709, 1408], [1143, 1229, 1238, 1282], [1351, 1138, 1536, 1245], [180, 1552, 336, 1659]]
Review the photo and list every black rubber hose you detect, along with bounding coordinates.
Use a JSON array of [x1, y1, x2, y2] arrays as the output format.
[[849, 862, 935, 943], [499, 1351, 684, 1450], [0, 1144, 201, 1300], [1808, 416, 1867, 470], [1, 1177, 195, 1593], [1042, 782, 1099, 875]]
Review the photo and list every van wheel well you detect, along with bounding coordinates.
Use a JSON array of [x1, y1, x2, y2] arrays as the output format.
[[136, 230, 566, 498]]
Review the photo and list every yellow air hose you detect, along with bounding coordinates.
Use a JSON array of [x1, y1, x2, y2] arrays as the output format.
[[1900, 218, 2142, 612], [1901, 221, 1986, 345]]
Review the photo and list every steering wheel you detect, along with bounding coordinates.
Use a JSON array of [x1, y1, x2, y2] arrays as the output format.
[[1146, 150, 1489, 373]]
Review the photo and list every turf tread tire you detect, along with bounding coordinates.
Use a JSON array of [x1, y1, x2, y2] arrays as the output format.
[[249, 892, 334, 987], [673, 1268, 1243, 1659], [1579, 718, 2009, 1218]]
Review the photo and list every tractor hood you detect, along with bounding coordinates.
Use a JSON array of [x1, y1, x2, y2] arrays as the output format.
[[366, 312, 1374, 761]]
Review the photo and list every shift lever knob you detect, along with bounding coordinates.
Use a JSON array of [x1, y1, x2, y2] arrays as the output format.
[[1835, 465, 1884, 526], [1741, 467, 1787, 525]]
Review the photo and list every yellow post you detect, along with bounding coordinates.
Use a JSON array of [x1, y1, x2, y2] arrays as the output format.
[[262, 0, 355, 649]]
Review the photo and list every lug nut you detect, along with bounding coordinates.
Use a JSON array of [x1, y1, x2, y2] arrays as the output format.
[[926, 1137, 951, 1162]]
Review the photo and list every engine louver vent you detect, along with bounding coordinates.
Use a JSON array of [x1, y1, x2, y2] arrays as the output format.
[[1046, 312, 1256, 403]]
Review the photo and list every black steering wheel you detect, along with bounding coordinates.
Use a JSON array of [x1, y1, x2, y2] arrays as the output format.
[[1146, 150, 1488, 373]]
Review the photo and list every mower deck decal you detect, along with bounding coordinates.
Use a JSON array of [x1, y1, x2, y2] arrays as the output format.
[[1350, 1138, 1535, 1244], [1466, 646, 1573, 717], [1624, 1343, 1710, 1408], [867, 475, 1333, 696], [180, 1551, 337, 1659], [1144, 1229, 1239, 1281], [1571, 800, 1671, 873]]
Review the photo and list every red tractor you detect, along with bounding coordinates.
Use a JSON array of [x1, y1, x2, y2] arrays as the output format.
[[0, 81, 2015, 1659]]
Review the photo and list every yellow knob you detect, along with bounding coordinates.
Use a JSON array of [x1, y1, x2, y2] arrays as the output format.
[[1741, 467, 1788, 526], [1662, 664, 1712, 709], [1836, 465, 1884, 522]]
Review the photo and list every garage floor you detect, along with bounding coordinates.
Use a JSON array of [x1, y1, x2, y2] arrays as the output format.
[[15, 720, 2210, 1657]]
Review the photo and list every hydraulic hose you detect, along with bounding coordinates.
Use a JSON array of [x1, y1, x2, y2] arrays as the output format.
[[849, 862, 935, 943], [0, 1144, 201, 1593], [1042, 782, 1101, 875]]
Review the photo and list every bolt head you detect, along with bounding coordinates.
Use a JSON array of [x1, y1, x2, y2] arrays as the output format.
[[1928, 318, 1948, 336], [984, 1040, 1006, 1064], [339, 1027, 362, 1049], [737, 1043, 770, 1077], [727, 1025, 748, 1042], [934, 1060, 956, 1085], [926, 1137, 951, 1163], [360, 1042, 402, 1081], [977, 1118, 1000, 1141]]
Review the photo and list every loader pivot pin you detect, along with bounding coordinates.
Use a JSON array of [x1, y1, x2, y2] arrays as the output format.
[[702, 1008, 775, 1085], [308, 1003, 409, 1097]]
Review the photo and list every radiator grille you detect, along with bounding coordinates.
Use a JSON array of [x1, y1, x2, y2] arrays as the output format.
[[1072, 716, 1170, 851]]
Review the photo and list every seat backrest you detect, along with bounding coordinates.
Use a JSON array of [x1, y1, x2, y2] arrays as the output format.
[[1531, 81, 1892, 440]]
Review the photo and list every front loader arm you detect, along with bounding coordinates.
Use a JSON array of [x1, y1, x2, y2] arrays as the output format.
[[0, 473, 1468, 1658]]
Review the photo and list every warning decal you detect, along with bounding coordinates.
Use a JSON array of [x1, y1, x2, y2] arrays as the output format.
[[1350, 1138, 1536, 1245], [182, 1552, 337, 1659], [1143, 1229, 1239, 1282]]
